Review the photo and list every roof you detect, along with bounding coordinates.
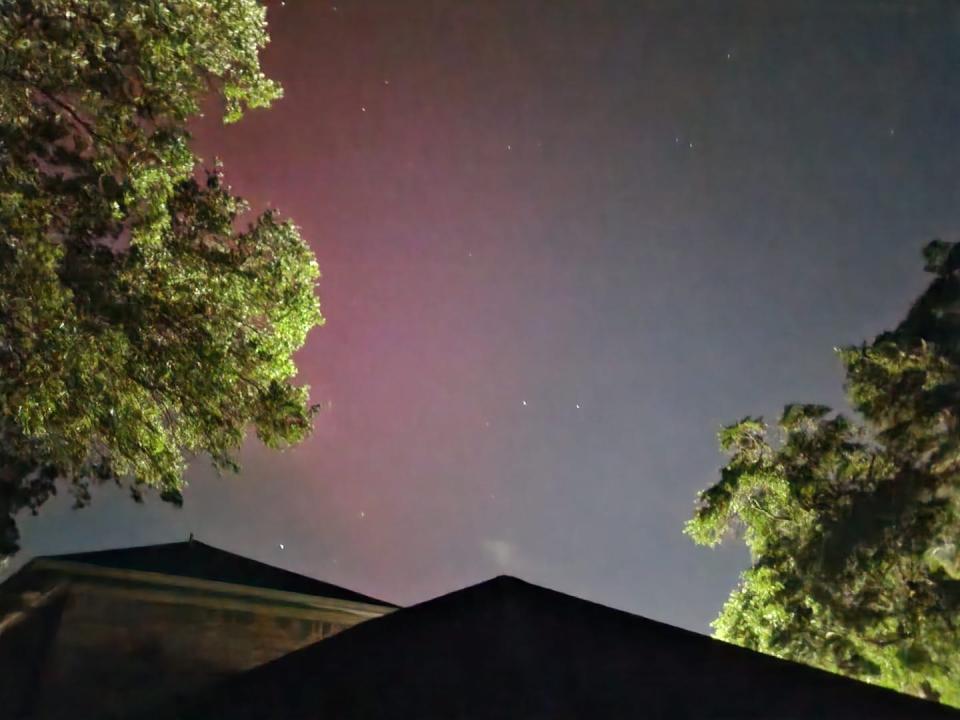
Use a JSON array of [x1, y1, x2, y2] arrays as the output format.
[[39, 540, 394, 607], [154, 575, 960, 719]]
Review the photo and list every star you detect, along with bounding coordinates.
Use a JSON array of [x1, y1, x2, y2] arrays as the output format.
[[359, 511, 366, 519], [278, 543, 284, 550], [521, 400, 527, 406], [689, 142, 695, 149], [506, 144, 512, 150], [576, 403, 581, 409], [361, 106, 366, 112]]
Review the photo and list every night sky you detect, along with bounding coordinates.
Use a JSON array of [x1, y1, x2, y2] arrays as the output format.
[[8, 0, 960, 632]]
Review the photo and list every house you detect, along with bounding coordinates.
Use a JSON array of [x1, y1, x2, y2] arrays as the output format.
[[0, 540, 394, 719], [153, 574, 960, 720], [2, 541, 957, 719]]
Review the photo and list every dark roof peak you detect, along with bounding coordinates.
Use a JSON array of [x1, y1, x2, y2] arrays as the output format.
[[39, 540, 395, 607], [483, 574, 525, 585], [161, 573, 960, 720]]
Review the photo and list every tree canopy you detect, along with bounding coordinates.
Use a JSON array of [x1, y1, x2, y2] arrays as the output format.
[[0, 0, 323, 556], [687, 241, 960, 705]]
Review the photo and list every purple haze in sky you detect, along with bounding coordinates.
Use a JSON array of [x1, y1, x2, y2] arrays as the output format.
[[11, 0, 960, 632]]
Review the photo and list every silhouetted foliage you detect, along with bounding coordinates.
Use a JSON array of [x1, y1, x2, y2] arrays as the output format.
[[688, 241, 960, 705], [0, 1, 323, 556]]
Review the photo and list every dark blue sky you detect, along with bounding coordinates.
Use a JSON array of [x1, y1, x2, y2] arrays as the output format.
[[9, 0, 960, 632]]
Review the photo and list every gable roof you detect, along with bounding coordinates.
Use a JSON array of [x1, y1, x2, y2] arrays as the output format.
[[156, 575, 959, 719], [41, 540, 394, 607]]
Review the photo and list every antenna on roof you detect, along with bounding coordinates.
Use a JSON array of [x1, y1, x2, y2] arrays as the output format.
[[188, 532, 194, 544]]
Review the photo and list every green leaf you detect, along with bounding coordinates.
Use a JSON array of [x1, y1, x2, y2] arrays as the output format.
[[0, 0, 323, 558]]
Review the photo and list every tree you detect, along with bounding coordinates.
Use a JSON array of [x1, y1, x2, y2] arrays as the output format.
[[0, 0, 323, 557], [687, 241, 960, 705]]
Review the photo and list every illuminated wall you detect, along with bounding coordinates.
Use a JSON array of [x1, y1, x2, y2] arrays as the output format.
[[0, 557, 392, 719]]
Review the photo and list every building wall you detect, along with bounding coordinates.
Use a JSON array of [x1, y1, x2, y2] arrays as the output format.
[[33, 584, 348, 719], [0, 564, 389, 720], [0, 589, 67, 720]]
